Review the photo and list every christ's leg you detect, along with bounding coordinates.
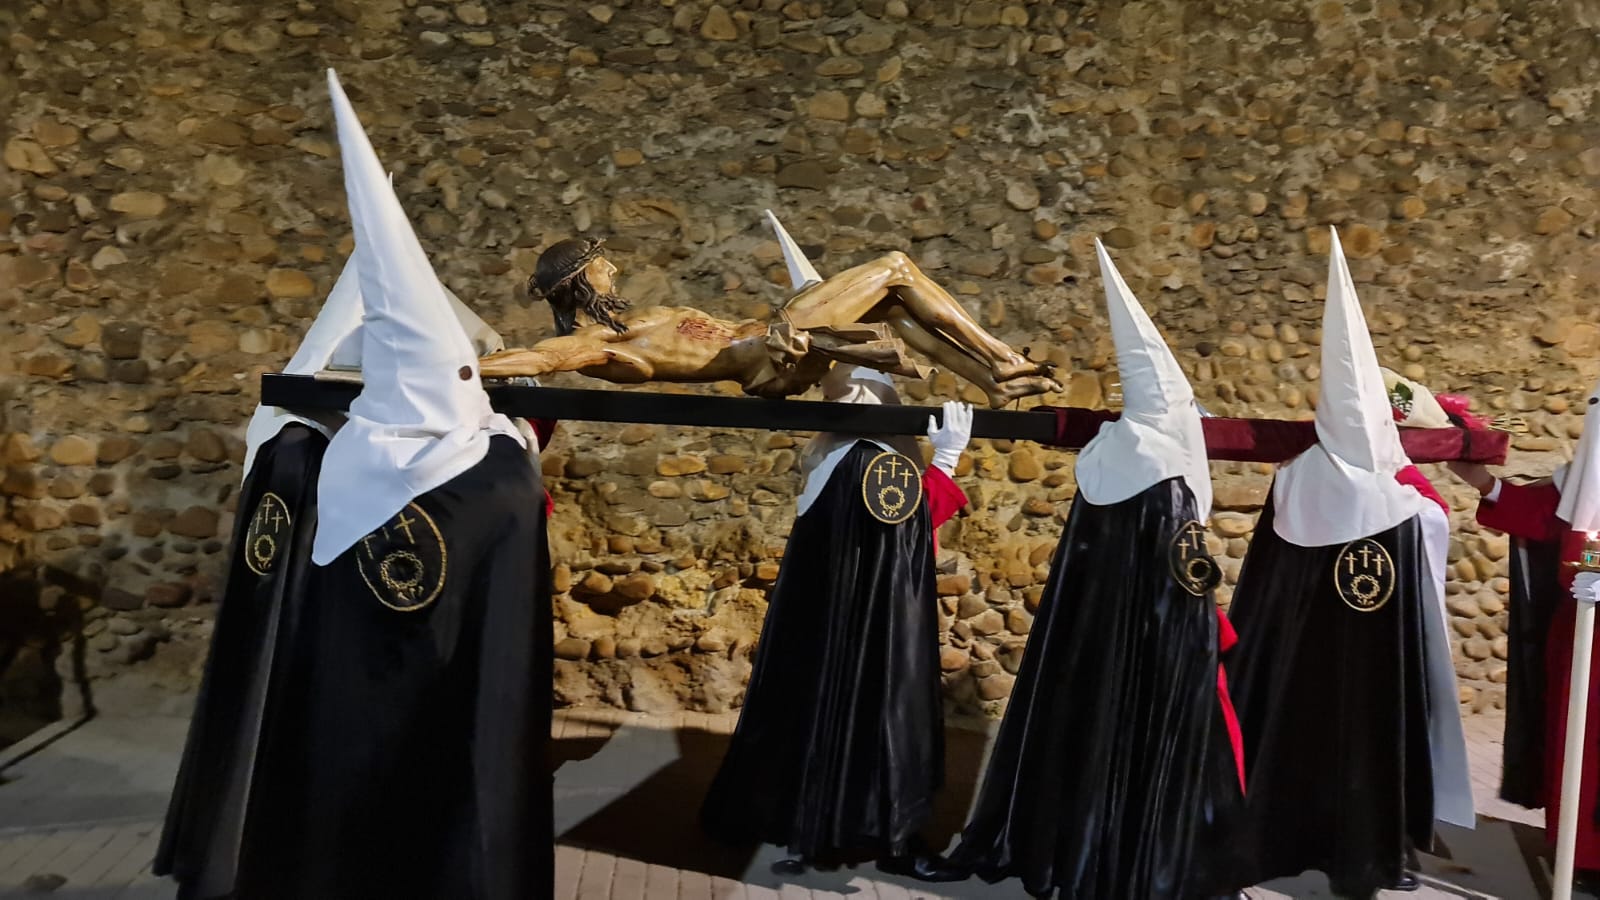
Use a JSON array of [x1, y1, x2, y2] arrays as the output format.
[[781, 251, 1050, 382], [883, 309, 1061, 408]]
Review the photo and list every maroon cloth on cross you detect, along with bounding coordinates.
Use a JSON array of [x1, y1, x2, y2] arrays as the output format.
[[1041, 408, 1509, 464]]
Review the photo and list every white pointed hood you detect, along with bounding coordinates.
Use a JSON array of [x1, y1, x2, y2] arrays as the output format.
[[1272, 228, 1428, 546], [327, 285, 506, 369], [1554, 379, 1600, 533], [241, 256, 364, 476], [797, 365, 922, 517], [764, 209, 822, 293], [312, 70, 523, 565], [1074, 241, 1212, 518], [326, 176, 506, 369]]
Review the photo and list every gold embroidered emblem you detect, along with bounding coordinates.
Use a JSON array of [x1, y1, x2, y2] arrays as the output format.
[[1335, 538, 1395, 613], [861, 451, 923, 525], [1168, 519, 1221, 597], [244, 492, 291, 576], [357, 502, 448, 612]]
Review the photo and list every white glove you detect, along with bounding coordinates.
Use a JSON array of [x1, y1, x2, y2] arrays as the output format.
[[927, 401, 972, 476], [1574, 572, 1600, 605]]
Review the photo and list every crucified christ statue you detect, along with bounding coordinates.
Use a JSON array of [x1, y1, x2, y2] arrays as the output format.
[[480, 218, 1061, 407]]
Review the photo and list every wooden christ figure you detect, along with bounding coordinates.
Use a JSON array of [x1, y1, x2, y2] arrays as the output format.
[[480, 215, 1061, 408]]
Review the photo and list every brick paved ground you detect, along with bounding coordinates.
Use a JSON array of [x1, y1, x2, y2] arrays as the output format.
[[0, 707, 1573, 899]]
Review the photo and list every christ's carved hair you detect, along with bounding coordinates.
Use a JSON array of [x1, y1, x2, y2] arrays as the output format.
[[529, 238, 629, 336]]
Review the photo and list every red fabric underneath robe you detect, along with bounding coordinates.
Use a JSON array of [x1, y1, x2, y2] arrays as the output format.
[[528, 418, 557, 516], [1477, 481, 1598, 869], [1215, 607, 1246, 792], [921, 466, 968, 556]]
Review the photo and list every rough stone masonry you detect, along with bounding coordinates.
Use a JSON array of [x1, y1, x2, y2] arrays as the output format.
[[2, 0, 1599, 733]]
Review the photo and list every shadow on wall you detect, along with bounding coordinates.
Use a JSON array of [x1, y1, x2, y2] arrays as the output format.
[[0, 385, 97, 752], [0, 564, 97, 753]]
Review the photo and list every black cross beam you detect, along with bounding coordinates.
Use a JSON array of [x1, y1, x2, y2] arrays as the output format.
[[259, 374, 1509, 465]]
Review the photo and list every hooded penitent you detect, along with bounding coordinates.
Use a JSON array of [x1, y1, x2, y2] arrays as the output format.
[[1075, 239, 1212, 518], [700, 214, 970, 865], [310, 71, 523, 566], [1209, 227, 1473, 897], [1538, 378, 1600, 813], [1271, 229, 1430, 548], [936, 240, 1241, 899], [1475, 373, 1600, 864], [155, 253, 358, 900], [246, 70, 551, 900]]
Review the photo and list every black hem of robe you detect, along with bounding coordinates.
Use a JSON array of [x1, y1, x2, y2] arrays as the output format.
[[1502, 536, 1559, 810]]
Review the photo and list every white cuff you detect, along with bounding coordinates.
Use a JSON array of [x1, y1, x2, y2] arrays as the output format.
[[1485, 479, 1502, 504], [931, 448, 961, 476]]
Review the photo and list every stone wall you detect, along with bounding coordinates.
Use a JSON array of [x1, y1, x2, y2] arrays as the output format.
[[3, 0, 1600, 727]]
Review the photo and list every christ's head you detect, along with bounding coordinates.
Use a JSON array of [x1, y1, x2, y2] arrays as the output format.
[[529, 237, 630, 336]]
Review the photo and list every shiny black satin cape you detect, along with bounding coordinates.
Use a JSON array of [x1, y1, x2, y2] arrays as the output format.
[[264, 436, 553, 900], [700, 441, 942, 859], [946, 477, 1236, 899], [1213, 496, 1434, 897], [155, 423, 327, 900], [1502, 536, 1560, 809]]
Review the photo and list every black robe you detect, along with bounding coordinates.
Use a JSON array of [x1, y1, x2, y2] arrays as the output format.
[[945, 477, 1240, 899], [1213, 495, 1435, 897], [700, 441, 942, 860], [259, 435, 553, 900], [1502, 535, 1561, 810], [155, 422, 328, 900]]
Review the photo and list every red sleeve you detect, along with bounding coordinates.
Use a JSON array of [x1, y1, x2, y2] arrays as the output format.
[[1395, 465, 1448, 514], [922, 466, 968, 529], [544, 490, 554, 518], [1478, 481, 1564, 543]]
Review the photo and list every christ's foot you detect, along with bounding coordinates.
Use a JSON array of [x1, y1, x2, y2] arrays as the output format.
[[985, 374, 1064, 408], [991, 350, 1057, 382]]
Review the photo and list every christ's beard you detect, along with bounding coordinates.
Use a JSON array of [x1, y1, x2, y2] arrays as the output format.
[[585, 291, 632, 334]]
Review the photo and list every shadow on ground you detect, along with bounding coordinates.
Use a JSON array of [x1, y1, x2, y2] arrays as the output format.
[[551, 720, 996, 895], [549, 717, 1573, 900]]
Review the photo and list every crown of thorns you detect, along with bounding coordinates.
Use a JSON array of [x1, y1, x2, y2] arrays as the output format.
[[536, 238, 607, 298]]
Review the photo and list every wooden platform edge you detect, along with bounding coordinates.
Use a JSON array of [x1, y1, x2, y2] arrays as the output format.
[[260, 374, 1510, 465]]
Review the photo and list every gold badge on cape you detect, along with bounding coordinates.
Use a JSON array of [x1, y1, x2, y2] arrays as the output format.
[[861, 451, 923, 525], [1168, 520, 1221, 597], [358, 502, 448, 612], [244, 492, 291, 576], [1334, 538, 1395, 613]]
